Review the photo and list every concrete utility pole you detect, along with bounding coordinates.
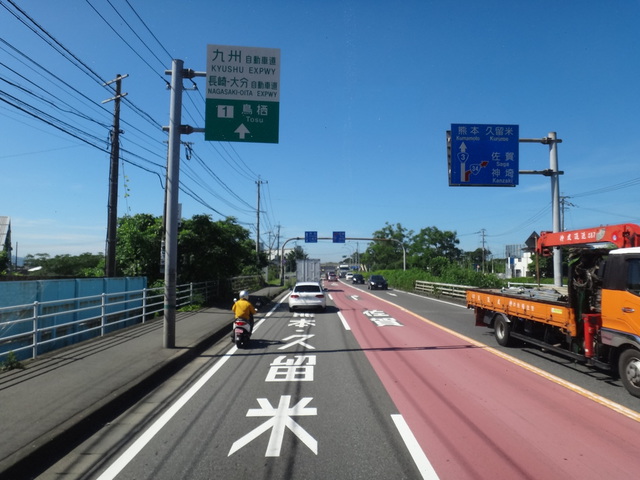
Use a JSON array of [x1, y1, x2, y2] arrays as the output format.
[[163, 61, 184, 348], [102, 74, 128, 277], [256, 178, 266, 258], [480, 228, 487, 273], [162, 61, 205, 348]]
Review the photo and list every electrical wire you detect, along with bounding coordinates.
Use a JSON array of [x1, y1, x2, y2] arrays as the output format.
[[2, 0, 273, 230]]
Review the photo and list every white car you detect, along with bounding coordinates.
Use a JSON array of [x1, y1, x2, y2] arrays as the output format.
[[288, 282, 327, 312], [345, 272, 354, 280]]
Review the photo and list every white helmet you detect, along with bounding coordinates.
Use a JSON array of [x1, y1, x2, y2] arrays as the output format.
[[239, 290, 250, 300]]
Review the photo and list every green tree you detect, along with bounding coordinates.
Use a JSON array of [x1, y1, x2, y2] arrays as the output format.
[[466, 248, 491, 272], [116, 214, 163, 280], [361, 222, 411, 270], [529, 252, 554, 279], [0, 250, 9, 273], [285, 245, 307, 272], [22, 252, 103, 277], [179, 215, 264, 282], [115, 213, 263, 283], [409, 226, 462, 270], [49, 253, 104, 276], [24, 253, 50, 270]]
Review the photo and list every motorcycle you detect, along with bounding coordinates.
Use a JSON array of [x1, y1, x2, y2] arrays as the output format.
[[232, 316, 252, 349], [231, 295, 258, 349]]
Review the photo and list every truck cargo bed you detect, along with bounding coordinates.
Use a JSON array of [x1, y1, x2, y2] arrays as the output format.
[[467, 286, 578, 336]]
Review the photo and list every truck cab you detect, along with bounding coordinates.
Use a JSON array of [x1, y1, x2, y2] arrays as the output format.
[[601, 247, 640, 341]]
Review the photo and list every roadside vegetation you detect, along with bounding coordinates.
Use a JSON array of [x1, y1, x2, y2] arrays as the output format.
[[4, 216, 559, 291], [335, 222, 557, 289]]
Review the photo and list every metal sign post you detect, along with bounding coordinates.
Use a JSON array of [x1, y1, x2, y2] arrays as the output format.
[[520, 133, 563, 287]]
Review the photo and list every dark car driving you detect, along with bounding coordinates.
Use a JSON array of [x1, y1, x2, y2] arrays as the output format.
[[367, 274, 388, 290], [351, 273, 364, 284]]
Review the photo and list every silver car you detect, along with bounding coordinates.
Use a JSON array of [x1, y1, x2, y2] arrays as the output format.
[[288, 282, 327, 312]]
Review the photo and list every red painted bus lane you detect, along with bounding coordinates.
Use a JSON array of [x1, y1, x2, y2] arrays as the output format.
[[332, 287, 640, 479]]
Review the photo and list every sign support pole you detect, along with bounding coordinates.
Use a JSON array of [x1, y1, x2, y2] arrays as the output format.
[[548, 132, 562, 287], [163, 59, 184, 348], [520, 133, 563, 286]]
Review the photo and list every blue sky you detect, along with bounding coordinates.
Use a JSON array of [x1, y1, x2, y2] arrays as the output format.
[[2, 0, 640, 263]]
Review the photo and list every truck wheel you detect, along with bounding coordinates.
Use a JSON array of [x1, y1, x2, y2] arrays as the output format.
[[619, 349, 640, 398], [494, 316, 512, 347]]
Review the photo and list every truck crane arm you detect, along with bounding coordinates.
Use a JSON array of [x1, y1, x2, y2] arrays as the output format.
[[536, 223, 640, 255]]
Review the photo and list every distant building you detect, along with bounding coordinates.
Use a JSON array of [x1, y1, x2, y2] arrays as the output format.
[[505, 243, 532, 278]]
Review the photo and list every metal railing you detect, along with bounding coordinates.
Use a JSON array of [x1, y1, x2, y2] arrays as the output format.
[[0, 281, 215, 362], [414, 280, 470, 300]]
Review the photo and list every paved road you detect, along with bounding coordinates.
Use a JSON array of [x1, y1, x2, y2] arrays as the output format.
[[36, 280, 640, 479], [332, 281, 640, 478]]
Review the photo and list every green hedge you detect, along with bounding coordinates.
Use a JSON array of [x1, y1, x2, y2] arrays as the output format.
[[366, 267, 507, 291]]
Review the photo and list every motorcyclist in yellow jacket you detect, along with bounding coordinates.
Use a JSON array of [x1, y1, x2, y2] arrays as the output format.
[[232, 290, 257, 332]]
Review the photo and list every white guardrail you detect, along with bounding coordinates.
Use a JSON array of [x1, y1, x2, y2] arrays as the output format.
[[414, 280, 546, 301], [414, 280, 470, 300], [0, 282, 214, 362]]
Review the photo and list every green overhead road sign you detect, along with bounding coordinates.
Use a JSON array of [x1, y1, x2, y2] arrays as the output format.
[[205, 44, 280, 144]]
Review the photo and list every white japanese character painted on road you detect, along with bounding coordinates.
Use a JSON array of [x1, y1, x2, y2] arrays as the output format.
[[265, 355, 316, 382], [278, 334, 316, 350], [228, 396, 318, 457], [288, 318, 316, 329]]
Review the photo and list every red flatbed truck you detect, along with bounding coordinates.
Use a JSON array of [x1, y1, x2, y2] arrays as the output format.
[[467, 223, 640, 397]]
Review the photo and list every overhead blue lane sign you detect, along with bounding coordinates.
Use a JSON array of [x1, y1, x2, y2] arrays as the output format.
[[332, 231, 346, 243], [305, 231, 318, 243], [449, 124, 519, 187]]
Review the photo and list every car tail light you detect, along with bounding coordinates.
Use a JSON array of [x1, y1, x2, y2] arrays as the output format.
[[291, 294, 299, 299], [316, 294, 324, 299]]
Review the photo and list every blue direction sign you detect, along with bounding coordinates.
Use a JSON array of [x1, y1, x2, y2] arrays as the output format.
[[449, 124, 519, 186], [332, 231, 346, 243], [305, 231, 318, 243]]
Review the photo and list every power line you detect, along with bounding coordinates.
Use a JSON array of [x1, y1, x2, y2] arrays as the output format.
[[85, 0, 168, 83], [1, 0, 274, 230]]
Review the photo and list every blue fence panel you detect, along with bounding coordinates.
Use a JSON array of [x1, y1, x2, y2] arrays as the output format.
[[37, 279, 76, 354], [0, 282, 38, 341], [74, 278, 106, 344], [0, 277, 148, 361]]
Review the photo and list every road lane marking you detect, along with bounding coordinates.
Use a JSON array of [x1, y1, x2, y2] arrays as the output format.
[[337, 311, 351, 330], [97, 344, 240, 479], [97, 316, 275, 478], [369, 291, 640, 423], [391, 414, 440, 479]]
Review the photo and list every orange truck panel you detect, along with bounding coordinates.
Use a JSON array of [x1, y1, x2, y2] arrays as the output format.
[[601, 289, 640, 338], [467, 289, 578, 336]]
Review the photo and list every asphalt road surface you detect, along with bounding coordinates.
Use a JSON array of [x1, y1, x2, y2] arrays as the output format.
[[40, 280, 640, 479]]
